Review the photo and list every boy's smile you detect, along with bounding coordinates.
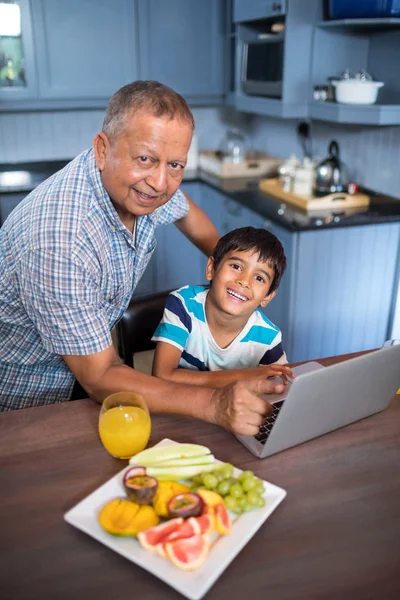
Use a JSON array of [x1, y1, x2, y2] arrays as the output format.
[[205, 248, 277, 322]]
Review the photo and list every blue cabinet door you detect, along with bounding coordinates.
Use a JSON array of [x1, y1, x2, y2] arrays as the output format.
[[291, 223, 400, 362], [155, 183, 208, 292], [32, 0, 138, 99], [137, 0, 225, 103]]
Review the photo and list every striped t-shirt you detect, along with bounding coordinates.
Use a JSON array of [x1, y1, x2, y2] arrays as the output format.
[[152, 285, 287, 371]]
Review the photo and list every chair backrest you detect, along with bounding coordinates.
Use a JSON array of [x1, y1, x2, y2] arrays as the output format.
[[117, 289, 172, 368]]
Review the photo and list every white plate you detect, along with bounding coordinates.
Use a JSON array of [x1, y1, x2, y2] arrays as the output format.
[[64, 438, 286, 600]]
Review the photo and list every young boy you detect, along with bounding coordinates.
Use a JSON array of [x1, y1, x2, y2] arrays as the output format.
[[152, 226, 293, 388]]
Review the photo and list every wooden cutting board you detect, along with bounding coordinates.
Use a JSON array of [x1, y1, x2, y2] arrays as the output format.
[[259, 178, 370, 211]]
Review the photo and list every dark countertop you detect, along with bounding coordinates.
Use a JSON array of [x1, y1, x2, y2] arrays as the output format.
[[1, 160, 399, 232], [192, 170, 400, 232]]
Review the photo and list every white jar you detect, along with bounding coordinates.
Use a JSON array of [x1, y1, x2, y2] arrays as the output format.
[[278, 154, 300, 192], [293, 158, 315, 197]]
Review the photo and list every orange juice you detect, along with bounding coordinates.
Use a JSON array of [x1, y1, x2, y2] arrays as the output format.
[[99, 405, 151, 459]]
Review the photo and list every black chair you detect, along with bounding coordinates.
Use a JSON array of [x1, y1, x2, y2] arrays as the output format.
[[117, 289, 172, 368]]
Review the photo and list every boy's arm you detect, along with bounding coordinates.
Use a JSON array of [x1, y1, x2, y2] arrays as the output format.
[[152, 341, 294, 388]]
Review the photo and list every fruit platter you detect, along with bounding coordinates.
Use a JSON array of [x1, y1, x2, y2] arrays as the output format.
[[64, 439, 287, 600]]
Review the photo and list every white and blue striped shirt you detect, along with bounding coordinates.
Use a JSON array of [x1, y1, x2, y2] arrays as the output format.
[[152, 285, 287, 372], [0, 148, 189, 410]]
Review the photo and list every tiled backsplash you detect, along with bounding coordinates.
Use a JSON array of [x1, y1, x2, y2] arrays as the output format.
[[1, 107, 399, 200]]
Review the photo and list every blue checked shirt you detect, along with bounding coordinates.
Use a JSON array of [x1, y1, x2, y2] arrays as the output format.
[[0, 148, 189, 411]]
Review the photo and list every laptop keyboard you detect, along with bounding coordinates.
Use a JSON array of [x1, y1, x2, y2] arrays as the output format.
[[254, 400, 284, 445]]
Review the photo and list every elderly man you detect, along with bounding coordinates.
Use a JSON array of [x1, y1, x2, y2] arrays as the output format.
[[0, 80, 284, 433]]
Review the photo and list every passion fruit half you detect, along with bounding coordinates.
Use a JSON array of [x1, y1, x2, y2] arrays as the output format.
[[168, 492, 204, 519], [123, 469, 158, 505]]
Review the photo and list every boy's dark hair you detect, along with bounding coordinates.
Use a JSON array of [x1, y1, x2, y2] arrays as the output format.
[[212, 226, 286, 294]]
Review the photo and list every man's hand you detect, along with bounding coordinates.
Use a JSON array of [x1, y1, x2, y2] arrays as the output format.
[[209, 379, 285, 436]]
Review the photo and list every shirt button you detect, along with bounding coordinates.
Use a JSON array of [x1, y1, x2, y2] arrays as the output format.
[[110, 225, 116, 231], [106, 294, 111, 301]]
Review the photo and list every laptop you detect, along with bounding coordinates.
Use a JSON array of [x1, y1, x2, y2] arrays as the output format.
[[236, 344, 400, 458]]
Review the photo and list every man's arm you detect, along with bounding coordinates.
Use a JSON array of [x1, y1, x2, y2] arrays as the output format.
[[152, 341, 294, 388], [62, 345, 286, 436], [174, 194, 219, 256]]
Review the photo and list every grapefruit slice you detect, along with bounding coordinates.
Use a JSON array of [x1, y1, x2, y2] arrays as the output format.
[[137, 517, 183, 551], [165, 534, 209, 571], [214, 503, 232, 535], [192, 514, 215, 536], [164, 517, 201, 542], [154, 543, 167, 558]]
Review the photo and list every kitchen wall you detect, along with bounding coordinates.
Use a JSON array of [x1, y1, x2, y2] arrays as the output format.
[[0, 107, 248, 164], [249, 117, 400, 200], [1, 107, 399, 200]]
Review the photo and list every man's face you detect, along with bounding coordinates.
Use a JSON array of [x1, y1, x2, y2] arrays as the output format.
[[206, 248, 277, 320], [94, 109, 193, 230]]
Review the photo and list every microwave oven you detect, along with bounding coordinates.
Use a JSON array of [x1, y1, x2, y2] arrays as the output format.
[[241, 30, 285, 98]]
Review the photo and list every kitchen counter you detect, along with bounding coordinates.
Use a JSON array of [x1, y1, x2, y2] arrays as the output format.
[[1, 160, 400, 232], [188, 169, 400, 232]]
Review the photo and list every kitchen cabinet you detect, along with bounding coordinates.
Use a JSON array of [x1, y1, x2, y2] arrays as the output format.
[[137, 0, 225, 105], [1, 0, 226, 111], [233, 0, 286, 24], [31, 0, 138, 101], [153, 183, 208, 293]]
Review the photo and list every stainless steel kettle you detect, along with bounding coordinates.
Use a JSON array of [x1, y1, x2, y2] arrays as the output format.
[[314, 140, 348, 197]]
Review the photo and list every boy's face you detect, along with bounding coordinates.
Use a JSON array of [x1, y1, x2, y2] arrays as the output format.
[[206, 248, 277, 319]]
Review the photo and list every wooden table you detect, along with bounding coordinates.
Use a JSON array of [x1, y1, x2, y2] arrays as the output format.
[[1, 353, 399, 600]]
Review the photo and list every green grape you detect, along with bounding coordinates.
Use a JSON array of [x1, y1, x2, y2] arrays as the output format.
[[246, 490, 263, 507], [238, 470, 254, 483], [224, 495, 237, 512], [230, 482, 244, 498], [254, 479, 265, 494], [237, 496, 247, 509], [217, 479, 231, 496], [232, 503, 244, 515], [227, 476, 238, 487], [254, 495, 266, 508], [212, 469, 225, 483], [242, 477, 257, 492], [242, 501, 254, 513], [220, 463, 234, 478], [202, 473, 219, 490], [190, 484, 200, 493]]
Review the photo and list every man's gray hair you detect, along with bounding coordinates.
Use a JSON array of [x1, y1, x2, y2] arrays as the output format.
[[102, 80, 195, 140]]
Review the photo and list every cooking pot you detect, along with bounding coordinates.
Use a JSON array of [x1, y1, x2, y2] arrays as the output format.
[[332, 79, 384, 105], [314, 140, 348, 197]]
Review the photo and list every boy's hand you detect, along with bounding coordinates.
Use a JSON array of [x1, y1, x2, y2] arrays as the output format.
[[260, 364, 295, 385], [209, 379, 285, 436]]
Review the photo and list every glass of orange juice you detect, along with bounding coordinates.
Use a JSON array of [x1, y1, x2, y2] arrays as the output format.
[[98, 392, 151, 459]]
